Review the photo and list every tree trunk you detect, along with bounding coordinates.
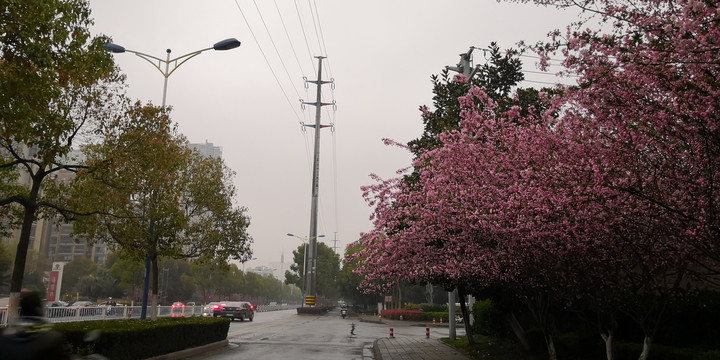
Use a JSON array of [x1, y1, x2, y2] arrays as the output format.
[[598, 310, 618, 360], [527, 293, 557, 360], [638, 336, 652, 360], [505, 311, 531, 351], [458, 287, 474, 345], [601, 332, 615, 360], [7, 175, 43, 327], [544, 332, 558, 360], [627, 301, 665, 360]]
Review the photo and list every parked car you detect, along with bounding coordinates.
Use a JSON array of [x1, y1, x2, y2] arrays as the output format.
[[43, 300, 71, 318], [214, 301, 254, 321], [202, 302, 223, 317], [171, 302, 185, 317]]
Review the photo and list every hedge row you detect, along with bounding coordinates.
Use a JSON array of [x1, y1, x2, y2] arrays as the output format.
[[52, 317, 230, 360]]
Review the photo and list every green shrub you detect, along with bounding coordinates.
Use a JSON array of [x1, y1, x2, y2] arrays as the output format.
[[697, 349, 720, 360], [403, 303, 421, 310], [53, 317, 230, 360], [614, 341, 698, 360], [553, 331, 602, 359], [419, 303, 447, 312], [471, 299, 515, 337], [423, 311, 449, 322]]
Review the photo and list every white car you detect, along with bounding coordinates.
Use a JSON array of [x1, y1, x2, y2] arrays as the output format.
[[202, 302, 223, 317]]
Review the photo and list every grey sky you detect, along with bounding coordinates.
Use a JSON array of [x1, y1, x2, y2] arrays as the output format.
[[87, 0, 578, 276]]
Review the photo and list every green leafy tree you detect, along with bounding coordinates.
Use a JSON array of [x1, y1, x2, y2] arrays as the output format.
[[182, 259, 229, 303], [0, 242, 12, 292], [17, 249, 51, 295], [284, 246, 305, 291], [70, 102, 252, 318], [338, 242, 381, 309], [215, 264, 242, 299], [159, 258, 192, 303], [408, 43, 537, 157], [108, 257, 144, 302], [0, 0, 122, 323], [285, 242, 339, 299], [61, 257, 97, 296]]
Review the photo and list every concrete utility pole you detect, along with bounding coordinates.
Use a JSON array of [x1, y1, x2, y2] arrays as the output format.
[[332, 232, 339, 254], [446, 47, 480, 79], [446, 47, 479, 337], [302, 56, 335, 304]]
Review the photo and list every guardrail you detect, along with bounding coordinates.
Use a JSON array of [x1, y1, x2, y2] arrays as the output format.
[[0, 303, 300, 326]]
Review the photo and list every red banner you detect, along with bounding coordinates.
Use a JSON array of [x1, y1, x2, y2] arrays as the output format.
[[47, 271, 59, 301]]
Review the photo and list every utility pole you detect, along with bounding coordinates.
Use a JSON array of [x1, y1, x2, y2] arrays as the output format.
[[332, 232, 339, 254], [446, 47, 478, 337], [446, 47, 480, 79], [302, 56, 335, 305]]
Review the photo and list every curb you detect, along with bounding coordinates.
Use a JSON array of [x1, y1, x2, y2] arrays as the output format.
[[372, 339, 384, 360], [144, 339, 229, 360], [359, 317, 384, 324]]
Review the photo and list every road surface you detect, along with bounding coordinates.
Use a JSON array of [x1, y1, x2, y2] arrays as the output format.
[[194, 309, 462, 360]]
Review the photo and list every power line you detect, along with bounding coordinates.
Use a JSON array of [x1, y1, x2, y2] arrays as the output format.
[[273, 0, 307, 77], [233, 0, 302, 122], [307, 0, 324, 56], [310, 0, 332, 79], [294, 0, 317, 75], [252, 0, 303, 101]]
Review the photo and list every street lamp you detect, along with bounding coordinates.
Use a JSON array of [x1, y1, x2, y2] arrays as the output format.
[[287, 233, 325, 306], [103, 38, 241, 107], [103, 37, 241, 319]]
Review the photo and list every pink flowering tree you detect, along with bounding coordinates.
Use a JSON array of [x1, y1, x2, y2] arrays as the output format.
[[510, 0, 720, 357], [356, 2, 718, 359]]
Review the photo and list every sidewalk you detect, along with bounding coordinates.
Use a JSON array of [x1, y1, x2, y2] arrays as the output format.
[[373, 337, 472, 360], [361, 316, 472, 360]]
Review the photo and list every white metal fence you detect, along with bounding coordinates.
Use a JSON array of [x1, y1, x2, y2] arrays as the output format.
[[0, 303, 298, 327]]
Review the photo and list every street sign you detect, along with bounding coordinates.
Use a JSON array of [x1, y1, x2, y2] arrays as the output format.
[[305, 295, 316, 306]]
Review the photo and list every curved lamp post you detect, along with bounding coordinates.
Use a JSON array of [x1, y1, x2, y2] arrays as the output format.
[[103, 38, 240, 319], [103, 38, 240, 107], [287, 233, 325, 306]]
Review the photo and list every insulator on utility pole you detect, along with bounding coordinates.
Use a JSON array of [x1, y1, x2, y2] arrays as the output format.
[[446, 47, 481, 79]]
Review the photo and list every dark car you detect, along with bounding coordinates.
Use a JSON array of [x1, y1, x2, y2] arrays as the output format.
[[214, 301, 254, 321]]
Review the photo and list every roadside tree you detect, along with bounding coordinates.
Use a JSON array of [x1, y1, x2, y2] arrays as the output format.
[[69, 102, 253, 319], [61, 257, 97, 296], [0, 0, 122, 324], [108, 257, 145, 302], [286, 241, 340, 299]]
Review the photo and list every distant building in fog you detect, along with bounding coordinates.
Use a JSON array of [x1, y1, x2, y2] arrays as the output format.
[[188, 141, 222, 159]]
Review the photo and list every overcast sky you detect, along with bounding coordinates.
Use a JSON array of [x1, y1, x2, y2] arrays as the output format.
[[87, 0, 580, 277]]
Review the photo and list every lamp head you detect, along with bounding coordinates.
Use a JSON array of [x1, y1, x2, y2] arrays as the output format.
[[103, 43, 125, 53], [213, 38, 241, 51]]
